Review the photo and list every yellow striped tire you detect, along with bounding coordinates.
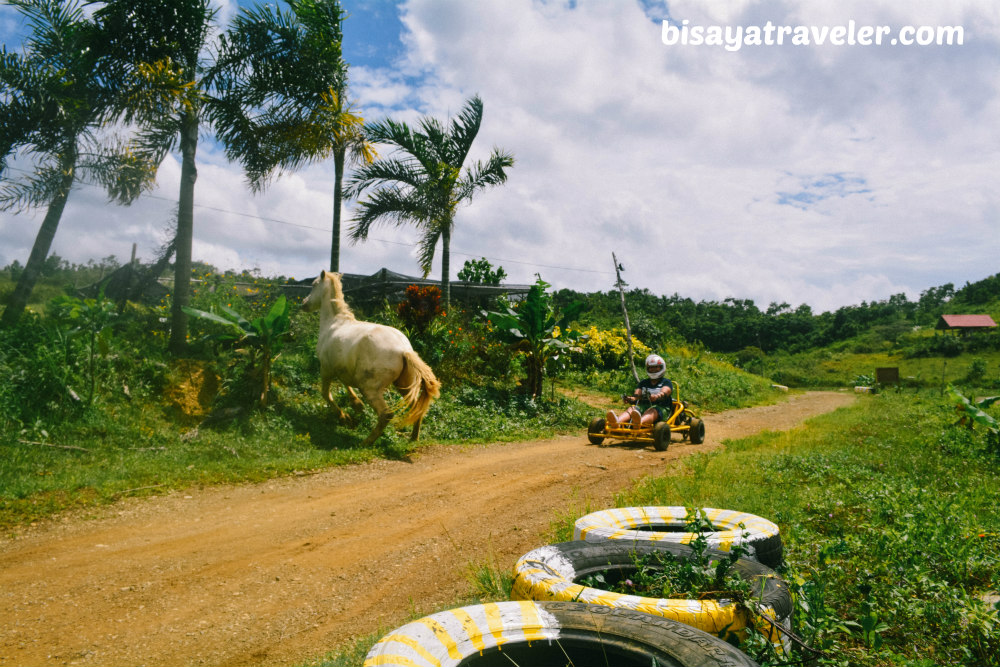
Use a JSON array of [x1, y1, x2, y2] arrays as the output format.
[[511, 540, 792, 654], [573, 506, 783, 568], [363, 600, 760, 666]]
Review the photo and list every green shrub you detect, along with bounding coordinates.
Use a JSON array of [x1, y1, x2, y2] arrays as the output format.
[[0, 313, 79, 429]]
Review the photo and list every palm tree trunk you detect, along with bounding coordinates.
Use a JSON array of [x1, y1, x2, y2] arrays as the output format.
[[0, 154, 75, 329], [168, 111, 199, 355], [441, 223, 451, 308], [330, 147, 346, 272]]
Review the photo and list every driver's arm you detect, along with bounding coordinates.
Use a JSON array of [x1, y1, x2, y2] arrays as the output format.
[[650, 384, 671, 402]]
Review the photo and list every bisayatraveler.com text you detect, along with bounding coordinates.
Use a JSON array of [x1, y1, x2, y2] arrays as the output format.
[[661, 20, 964, 51]]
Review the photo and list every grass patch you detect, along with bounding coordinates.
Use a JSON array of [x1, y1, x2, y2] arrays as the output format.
[[0, 382, 602, 531], [764, 346, 1000, 390]]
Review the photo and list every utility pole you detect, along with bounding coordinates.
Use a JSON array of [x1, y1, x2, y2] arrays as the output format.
[[612, 252, 639, 383]]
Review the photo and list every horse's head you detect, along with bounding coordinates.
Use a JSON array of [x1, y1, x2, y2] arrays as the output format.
[[300, 271, 327, 313], [301, 270, 353, 317]]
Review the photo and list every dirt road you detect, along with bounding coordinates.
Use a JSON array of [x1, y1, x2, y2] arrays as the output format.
[[0, 391, 853, 667]]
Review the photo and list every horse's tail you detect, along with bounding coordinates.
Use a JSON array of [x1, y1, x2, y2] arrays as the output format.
[[396, 350, 441, 426]]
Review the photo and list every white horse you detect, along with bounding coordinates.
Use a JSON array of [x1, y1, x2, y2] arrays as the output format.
[[301, 270, 441, 446]]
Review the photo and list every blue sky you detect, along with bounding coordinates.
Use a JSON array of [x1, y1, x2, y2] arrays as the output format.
[[1, 0, 999, 313]]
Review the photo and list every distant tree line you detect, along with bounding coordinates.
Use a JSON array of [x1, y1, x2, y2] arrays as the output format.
[[556, 272, 1000, 355], [4, 248, 998, 358]]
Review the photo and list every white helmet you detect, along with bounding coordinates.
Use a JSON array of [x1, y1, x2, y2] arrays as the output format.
[[645, 354, 666, 379]]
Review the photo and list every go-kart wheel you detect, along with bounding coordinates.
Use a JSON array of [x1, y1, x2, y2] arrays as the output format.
[[587, 417, 606, 445], [652, 421, 670, 451], [689, 417, 705, 444]]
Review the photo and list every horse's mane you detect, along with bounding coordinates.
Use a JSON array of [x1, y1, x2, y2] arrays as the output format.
[[327, 271, 356, 320]]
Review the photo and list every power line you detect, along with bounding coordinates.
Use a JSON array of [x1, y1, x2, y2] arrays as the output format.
[[3, 165, 613, 277]]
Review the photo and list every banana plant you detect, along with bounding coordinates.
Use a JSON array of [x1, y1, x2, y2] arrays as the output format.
[[182, 296, 291, 408], [484, 277, 583, 398], [49, 291, 118, 407], [948, 384, 1000, 453]]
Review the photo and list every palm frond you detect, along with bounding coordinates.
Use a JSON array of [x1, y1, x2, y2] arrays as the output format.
[[445, 94, 483, 166], [78, 138, 159, 204], [456, 148, 515, 200], [365, 117, 418, 152], [349, 186, 429, 240], [8, 0, 87, 60], [415, 226, 443, 277], [345, 156, 425, 199], [0, 158, 72, 211]]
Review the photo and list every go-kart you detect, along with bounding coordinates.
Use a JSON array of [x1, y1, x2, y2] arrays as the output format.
[[587, 382, 705, 451]]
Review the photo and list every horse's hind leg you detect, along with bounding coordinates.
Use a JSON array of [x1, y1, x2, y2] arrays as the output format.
[[410, 418, 422, 442], [359, 387, 393, 447]]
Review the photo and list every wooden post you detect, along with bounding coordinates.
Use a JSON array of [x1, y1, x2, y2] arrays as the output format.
[[612, 252, 639, 383]]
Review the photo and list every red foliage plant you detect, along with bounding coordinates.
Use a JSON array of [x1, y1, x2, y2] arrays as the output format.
[[397, 285, 444, 332]]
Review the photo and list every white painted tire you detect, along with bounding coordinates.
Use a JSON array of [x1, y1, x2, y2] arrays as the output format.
[[511, 540, 792, 654], [573, 506, 783, 568], [363, 600, 760, 666]]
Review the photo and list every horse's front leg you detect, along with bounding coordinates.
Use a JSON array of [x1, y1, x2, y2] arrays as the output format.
[[345, 387, 365, 411], [321, 377, 354, 426]]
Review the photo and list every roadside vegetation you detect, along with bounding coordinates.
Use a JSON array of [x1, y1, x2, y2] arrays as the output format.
[[0, 259, 777, 530]]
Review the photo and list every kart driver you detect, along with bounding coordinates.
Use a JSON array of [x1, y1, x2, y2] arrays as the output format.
[[606, 354, 673, 429]]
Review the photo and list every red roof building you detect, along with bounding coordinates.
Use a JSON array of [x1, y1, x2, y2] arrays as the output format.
[[935, 314, 998, 333]]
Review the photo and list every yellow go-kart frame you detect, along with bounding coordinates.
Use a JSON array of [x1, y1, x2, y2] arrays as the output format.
[[587, 382, 705, 451]]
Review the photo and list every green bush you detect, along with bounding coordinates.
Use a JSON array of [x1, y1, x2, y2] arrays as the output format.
[[0, 313, 79, 429]]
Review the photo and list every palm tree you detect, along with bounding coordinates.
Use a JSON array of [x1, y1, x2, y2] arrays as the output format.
[[92, 0, 217, 355], [346, 95, 513, 305], [0, 0, 158, 329], [210, 0, 375, 272]]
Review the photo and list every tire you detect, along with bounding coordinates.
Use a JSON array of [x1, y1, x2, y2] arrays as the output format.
[[362, 600, 759, 667], [689, 417, 705, 444], [587, 417, 606, 445], [653, 421, 671, 451], [573, 506, 784, 569], [512, 540, 792, 655]]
